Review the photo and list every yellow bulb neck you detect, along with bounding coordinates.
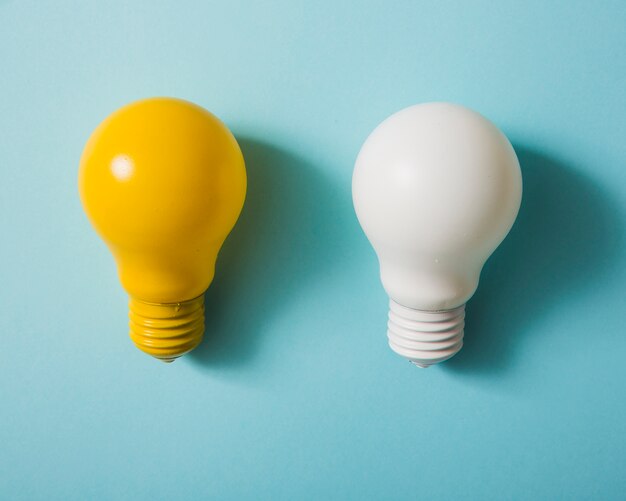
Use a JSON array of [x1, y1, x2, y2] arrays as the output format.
[[128, 295, 205, 362]]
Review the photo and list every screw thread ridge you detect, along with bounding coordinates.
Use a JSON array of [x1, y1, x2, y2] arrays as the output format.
[[387, 299, 465, 368]]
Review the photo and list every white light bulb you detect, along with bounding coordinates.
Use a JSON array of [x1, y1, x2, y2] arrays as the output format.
[[353, 103, 522, 368]]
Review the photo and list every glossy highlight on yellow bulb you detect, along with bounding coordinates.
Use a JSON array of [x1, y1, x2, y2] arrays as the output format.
[[78, 97, 246, 362]]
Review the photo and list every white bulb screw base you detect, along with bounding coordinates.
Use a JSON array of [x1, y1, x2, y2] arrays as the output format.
[[387, 300, 465, 368]]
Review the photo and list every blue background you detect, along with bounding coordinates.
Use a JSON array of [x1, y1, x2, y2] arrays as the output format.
[[1, 1, 625, 499]]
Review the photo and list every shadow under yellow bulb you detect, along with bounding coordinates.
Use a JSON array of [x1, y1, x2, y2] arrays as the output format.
[[79, 97, 246, 362]]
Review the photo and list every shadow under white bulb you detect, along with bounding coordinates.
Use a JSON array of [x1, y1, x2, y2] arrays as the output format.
[[353, 103, 522, 368]]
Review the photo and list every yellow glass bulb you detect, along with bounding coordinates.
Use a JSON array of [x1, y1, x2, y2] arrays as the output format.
[[78, 97, 246, 362]]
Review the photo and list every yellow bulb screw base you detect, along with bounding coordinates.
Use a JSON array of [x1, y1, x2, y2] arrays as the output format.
[[128, 295, 205, 362]]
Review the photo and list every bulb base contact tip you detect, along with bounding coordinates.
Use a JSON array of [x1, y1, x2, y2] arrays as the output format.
[[387, 300, 465, 368], [128, 295, 205, 362]]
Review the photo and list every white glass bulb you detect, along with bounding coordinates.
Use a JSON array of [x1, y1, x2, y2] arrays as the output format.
[[353, 103, 522, 368]]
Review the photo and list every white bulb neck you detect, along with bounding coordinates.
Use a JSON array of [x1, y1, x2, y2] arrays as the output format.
[[387, 299, 465, 368]]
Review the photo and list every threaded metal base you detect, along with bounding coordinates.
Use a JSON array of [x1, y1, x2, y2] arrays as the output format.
[[128, 295, 205, 362], [387, 300, 465, 368]]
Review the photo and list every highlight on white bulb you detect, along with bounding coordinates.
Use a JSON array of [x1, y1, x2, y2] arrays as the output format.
[[352, 102, 522, 368]]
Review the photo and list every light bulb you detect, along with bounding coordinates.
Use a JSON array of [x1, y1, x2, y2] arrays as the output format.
[[352, 103, 522, 368], [79, 97, 246, 362]]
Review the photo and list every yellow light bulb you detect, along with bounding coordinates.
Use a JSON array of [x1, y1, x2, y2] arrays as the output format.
[[78, 97, 246, 362]]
